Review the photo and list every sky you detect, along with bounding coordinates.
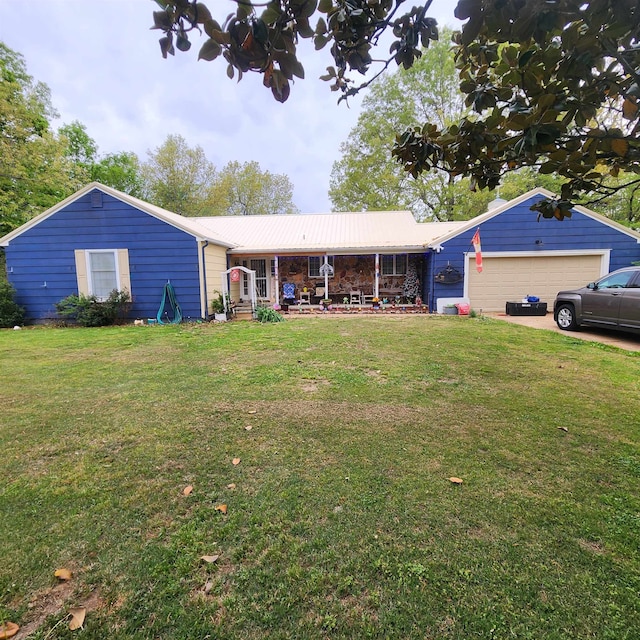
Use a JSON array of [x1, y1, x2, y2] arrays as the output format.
[[1, 1, 461, 213]]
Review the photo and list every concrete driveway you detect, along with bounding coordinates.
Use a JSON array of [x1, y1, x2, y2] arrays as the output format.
[[490, 312, 640, 352]]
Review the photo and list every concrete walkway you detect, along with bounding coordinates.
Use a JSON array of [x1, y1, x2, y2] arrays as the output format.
[[489, 312, 640, 352]]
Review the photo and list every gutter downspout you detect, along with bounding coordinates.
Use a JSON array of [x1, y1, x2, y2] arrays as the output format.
[[200, 240, 209, 320]]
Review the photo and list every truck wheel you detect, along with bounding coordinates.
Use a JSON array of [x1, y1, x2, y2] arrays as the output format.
[[556, 304, 578, 331]]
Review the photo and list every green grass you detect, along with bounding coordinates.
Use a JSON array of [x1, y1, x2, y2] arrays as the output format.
[[1, 316, 639, 639]]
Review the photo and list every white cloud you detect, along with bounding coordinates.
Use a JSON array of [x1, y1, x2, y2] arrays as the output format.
[[0, 0, 459, 212]]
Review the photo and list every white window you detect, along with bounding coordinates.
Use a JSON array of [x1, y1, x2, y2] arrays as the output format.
[[381, 254, 407, 276], [75, 249, 131, 300], [88, 251, 118, 300], [309, 255, 334, 278]]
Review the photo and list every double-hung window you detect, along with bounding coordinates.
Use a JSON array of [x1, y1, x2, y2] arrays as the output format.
[[309, 255, 334, 278], [75, 249, 131, 300], [88, 251, 119, 300], [381, 254, 407, 276]]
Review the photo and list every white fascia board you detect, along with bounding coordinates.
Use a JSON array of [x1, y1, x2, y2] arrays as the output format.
[[426, 187, 559, 248], [0, 182, 237, 249]]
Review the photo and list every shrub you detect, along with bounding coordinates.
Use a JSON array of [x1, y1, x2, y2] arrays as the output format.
[[0, 281, 26, 328], [255, 305, 285, 323], [55, 289, 131, 327], [210, 292, 226, 314]]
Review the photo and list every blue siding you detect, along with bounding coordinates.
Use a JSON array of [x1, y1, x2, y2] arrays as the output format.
[[429, 194, 640, 311], [5, 190, 203, 321]]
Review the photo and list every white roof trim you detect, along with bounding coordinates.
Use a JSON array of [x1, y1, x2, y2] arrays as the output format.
[[428, 186, 640, 246], [0, 182, 237, 248]]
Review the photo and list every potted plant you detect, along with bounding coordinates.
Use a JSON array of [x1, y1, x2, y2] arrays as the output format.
[[321, 298, 332, 310], [210, 292, 228, 322], [372, 296, 381, 310]]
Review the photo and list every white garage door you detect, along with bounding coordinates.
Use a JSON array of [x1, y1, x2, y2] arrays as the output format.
[[467, 253, 605, 312]]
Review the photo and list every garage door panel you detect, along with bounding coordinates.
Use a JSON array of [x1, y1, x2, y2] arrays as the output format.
[[467, 255, 603, 311]]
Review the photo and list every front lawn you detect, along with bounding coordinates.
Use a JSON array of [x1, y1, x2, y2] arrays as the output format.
[[1, 316, 639, 639]]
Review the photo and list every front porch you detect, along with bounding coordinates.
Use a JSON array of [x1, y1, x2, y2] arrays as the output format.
[[227, 253, 425, 310]]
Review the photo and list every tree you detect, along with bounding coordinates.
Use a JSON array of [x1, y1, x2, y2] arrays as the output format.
[[330, 32, 485, 221], [152, 1, 640, 212], [91, 152, 145, 198], [59, 121, 145, 197], [0, 42, 80, 235], [141, 134, 217, 216], [393, 0, 640, 217], [210, 160, 298, 215]]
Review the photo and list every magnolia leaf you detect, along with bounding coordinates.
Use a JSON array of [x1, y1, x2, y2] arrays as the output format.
[[448, 477, 464, 484], [232, 458, 241, 465], [244, 425, 253, 431], [227, 483, 237, 489], [68, 607, 86, 631], [623, 97, 638, 120], [55, 568, 72, 581], [198, 38, 222, 61], [0, 622, 19, 639], [200, 554, 220, 563], [215, 504, 228, 514], [183, 485, 194, 496], [611, 138, 629, 157], [248, 410, 257, 414], [558, 426, 569, 432]]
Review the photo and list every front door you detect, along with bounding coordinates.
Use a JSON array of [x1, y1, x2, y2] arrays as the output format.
[[242, 259, 268, 300]]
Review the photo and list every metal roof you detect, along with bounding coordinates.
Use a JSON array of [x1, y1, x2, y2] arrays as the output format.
[[196, 211, 464, 254], [0, 182, 466, 253]]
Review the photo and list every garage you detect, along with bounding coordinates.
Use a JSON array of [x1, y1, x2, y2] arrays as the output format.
[[466, 252, 606, 312]]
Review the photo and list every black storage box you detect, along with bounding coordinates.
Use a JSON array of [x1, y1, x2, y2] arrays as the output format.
[[505, 301, 548, 316]]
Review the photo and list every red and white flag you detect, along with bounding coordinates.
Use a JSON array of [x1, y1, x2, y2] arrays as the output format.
[[472, 228, 483, 273]]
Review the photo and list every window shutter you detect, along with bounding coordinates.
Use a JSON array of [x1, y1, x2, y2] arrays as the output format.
[[117, 249, 131, 294], [74, 250, 89, 295]]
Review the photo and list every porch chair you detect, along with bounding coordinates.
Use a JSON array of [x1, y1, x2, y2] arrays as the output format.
[[282, 282, 296, 304], [314, 287, 326, 303], [350, 290, 362, 305]]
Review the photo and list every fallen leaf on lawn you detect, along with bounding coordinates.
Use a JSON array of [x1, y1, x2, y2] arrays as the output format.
[[244, 425, 253, 431], [448, 477, 464, 484], [248, 410, 257, 414], [557, 426, 569, 432], [204, 579, 214, 593], [183, 485, 194, 496], [200, 554, 220, 563], [215, 504, 228, 514], [68, 607, 86, 631], [54, 568, 72, 581], [232, 458, 241, 466], [227, 483, 236, 489], [0, 622, 19, 639]]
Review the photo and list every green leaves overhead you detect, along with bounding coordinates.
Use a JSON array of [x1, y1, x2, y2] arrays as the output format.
[[152, 0, 439, 102], [152, 0, 640, 210], [393, 0, 640, 207]]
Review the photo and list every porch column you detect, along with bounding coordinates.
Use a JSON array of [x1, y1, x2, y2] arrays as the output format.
[[274, 255, 280, 305], [374, 253, 380, 298], [324, 254, 329, 297]]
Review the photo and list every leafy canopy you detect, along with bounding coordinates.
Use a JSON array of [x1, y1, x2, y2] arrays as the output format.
[[153, 0, 640, 212], [141, 135, 299, 216]]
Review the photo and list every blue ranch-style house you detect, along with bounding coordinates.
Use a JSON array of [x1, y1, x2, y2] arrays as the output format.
[[2, 183, 640, 322]]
